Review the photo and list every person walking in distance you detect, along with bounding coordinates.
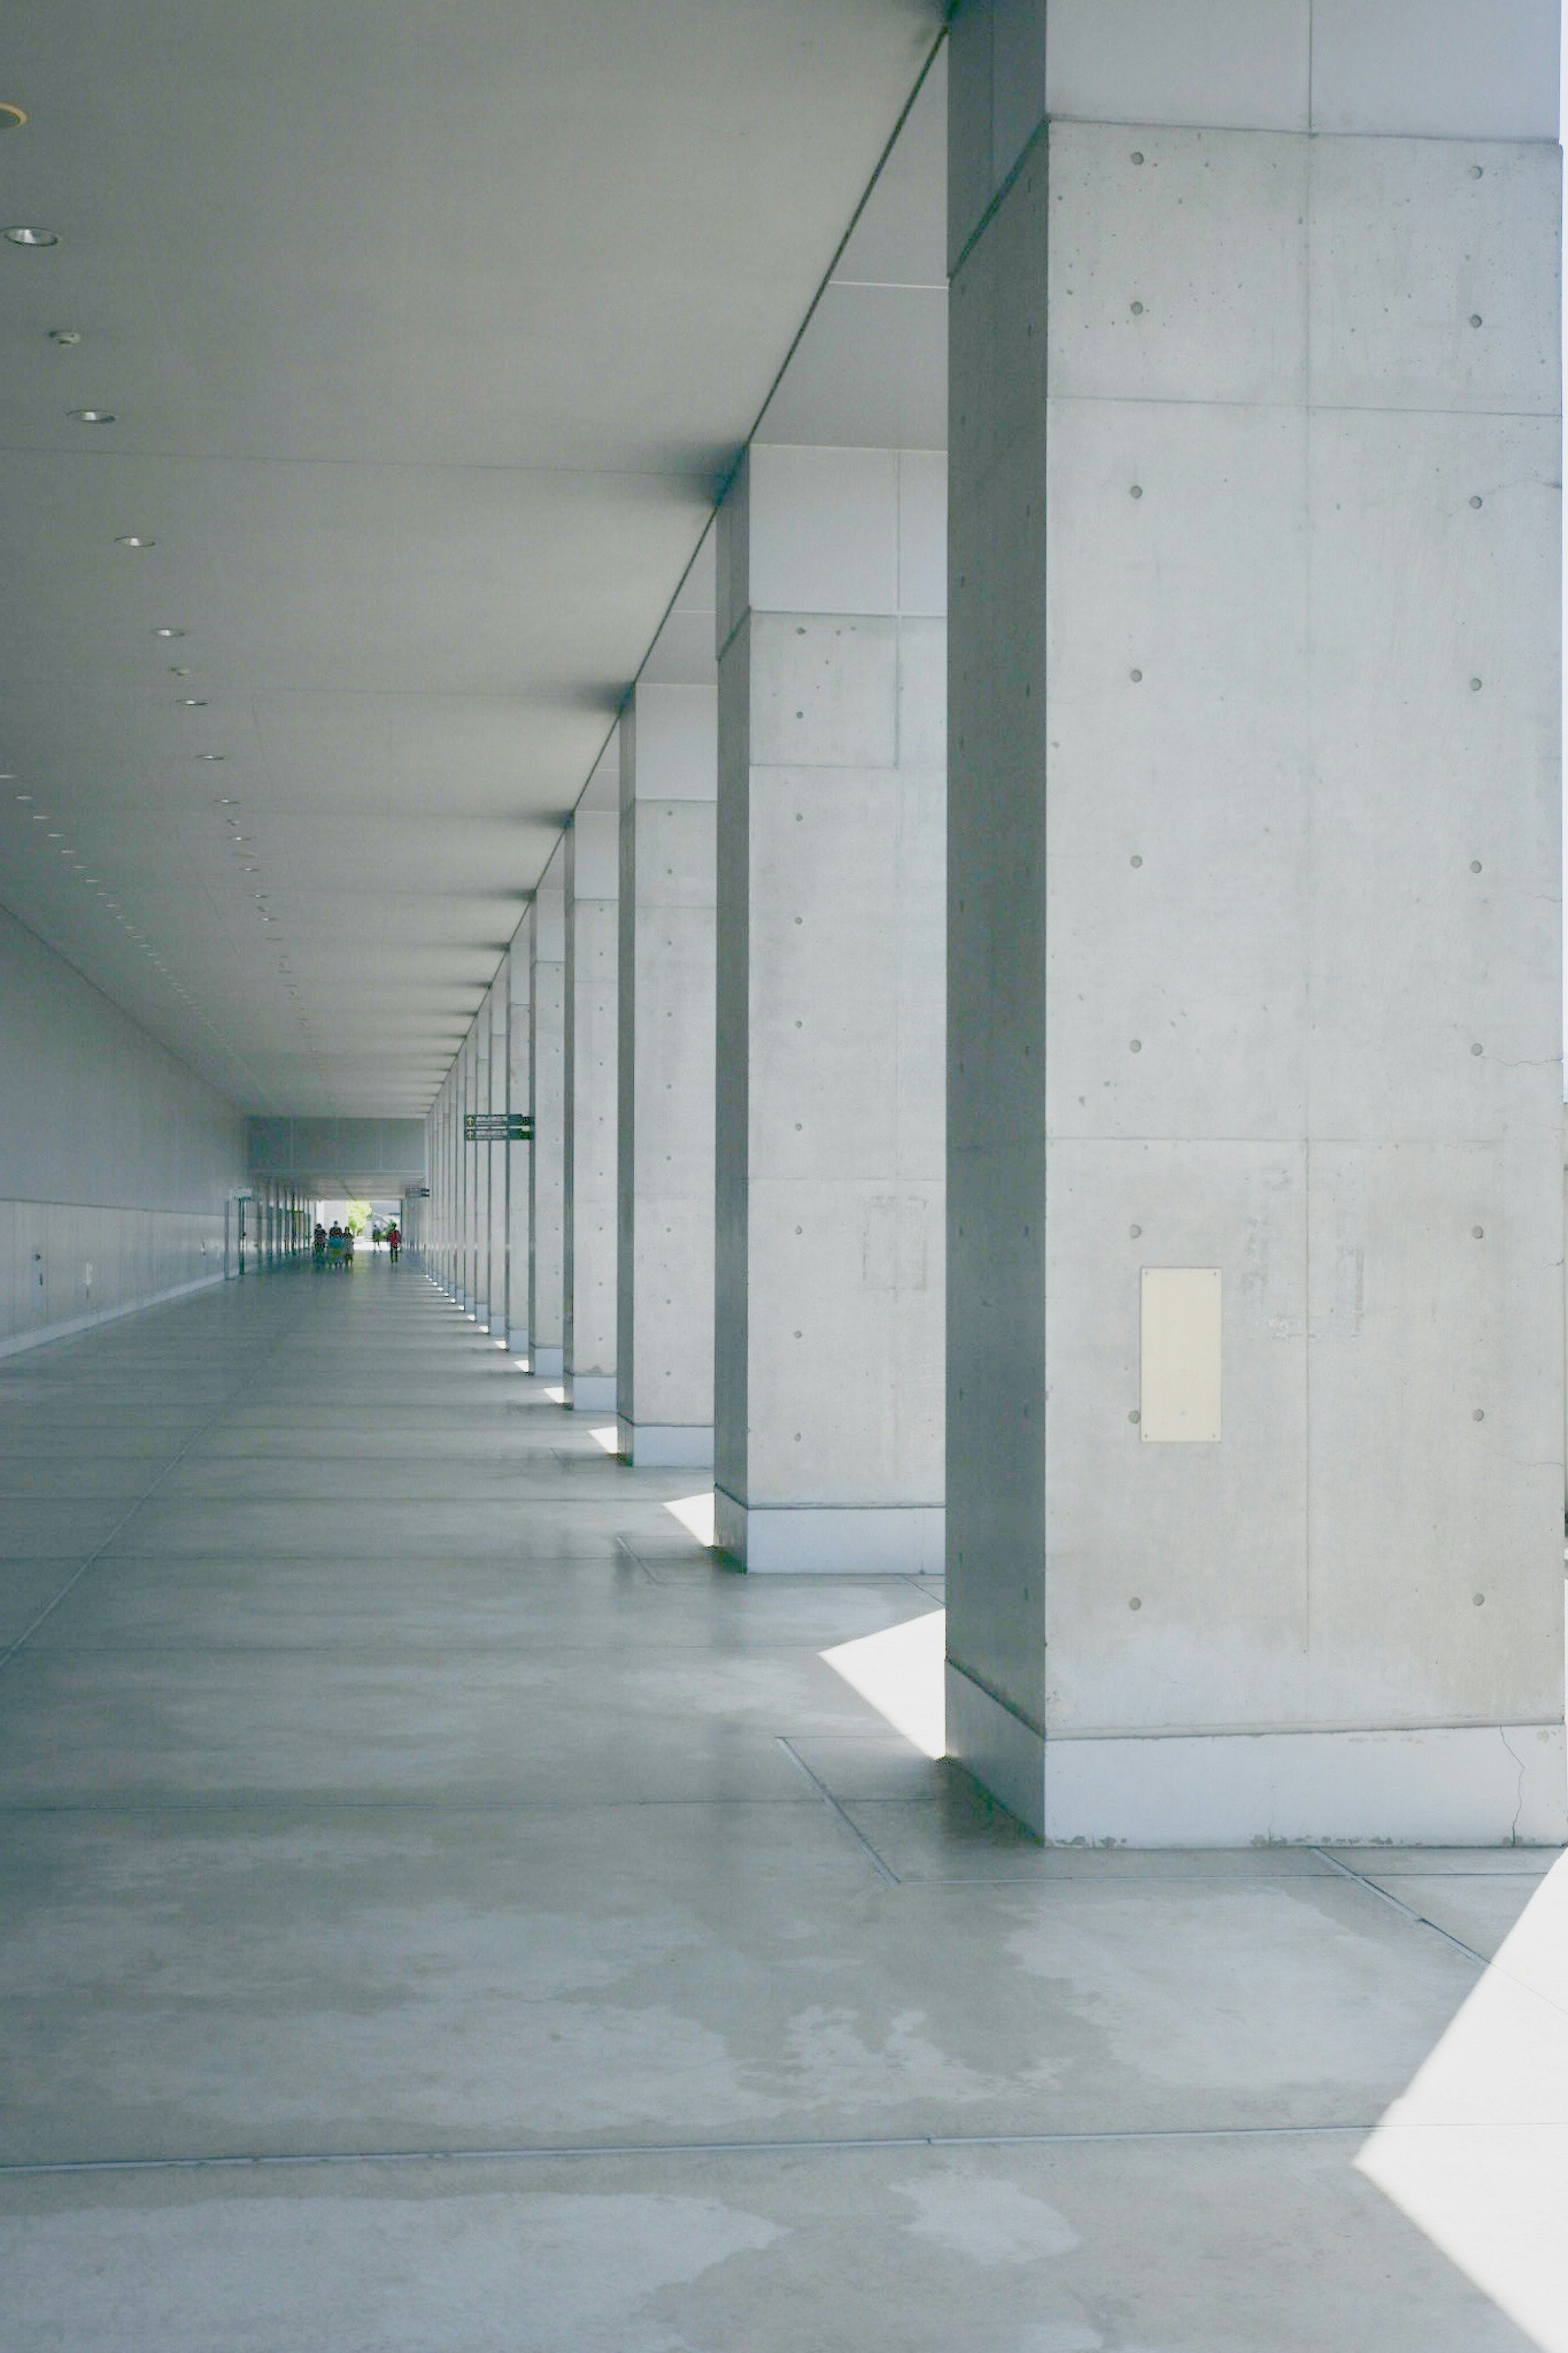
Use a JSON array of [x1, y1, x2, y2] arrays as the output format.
[[387, 1221, 401, 1264]]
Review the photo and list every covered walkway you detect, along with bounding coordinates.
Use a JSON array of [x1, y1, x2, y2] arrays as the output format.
[[0, 1262, 1559, 2348]]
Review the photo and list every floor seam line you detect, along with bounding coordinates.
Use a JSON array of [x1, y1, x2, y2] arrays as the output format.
[[0, 2122, 1379, 2177], [775, 1737, 902, 1884]]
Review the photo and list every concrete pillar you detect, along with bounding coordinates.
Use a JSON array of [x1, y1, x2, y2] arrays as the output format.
[[488, 984, 508, 1338], [564, 791, 619, 1411], [474, 986, 493, 1328], [945, 0, 1565, 1844], [446, 1067, 459, 1296], [454, 1042, 468, 1305], [713, 443, 947, 1570], [616, 684, 718, 1466], [508, 940, 532, 1354], [528, 858, 568, 1378], [473, 1013, 492, 1321]]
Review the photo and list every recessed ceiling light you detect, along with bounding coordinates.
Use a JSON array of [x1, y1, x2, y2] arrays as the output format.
[[48, 327, 81, 346], [115, 535, 154, 548], [153, 627, 185, 639], [178, 698, 206, 707], [0, 105, 28, 131], [196, 752, 224, 761], [45, 829, 60, 839], [68, 408, 115, 424], [14, 792, 31, 802], [169, 665, 190, 676], [5, 226, 58, 246], [29, 813, 46, 823]]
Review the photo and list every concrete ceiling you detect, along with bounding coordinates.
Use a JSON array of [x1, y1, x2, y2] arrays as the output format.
[[0, 1, 942, 1115]]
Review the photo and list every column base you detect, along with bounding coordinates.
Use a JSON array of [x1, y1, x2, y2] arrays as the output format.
[[532, 1345, 564, 1378], [617, 1418, 714, 1469], [715, 1492, 944, 1574], [565, 1371, 617, 1411], [945, 1663, 1568, 1846], [508, 1326, 529, 1355]]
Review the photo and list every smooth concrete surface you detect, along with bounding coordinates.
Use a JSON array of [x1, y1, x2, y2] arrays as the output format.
[[1, 1266, 1565, 2349], [714, 443, 947, 1571], [507, 940, 531, 1356], [564, 798, 619, 1401], [529, 860, 568, 1374], [0, 903, 245, 1354], [616, 682, 718, 1468], [486, 984, 508, 1340], [944, 9, 1565, 1841]]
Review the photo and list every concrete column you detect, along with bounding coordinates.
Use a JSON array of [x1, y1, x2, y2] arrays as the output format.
[[508, 940, 532, 1354], [455, 1031, 467, 1300], [616, 684, 718, 1466], [487, 984, 508, 1338], [564, 792, 619, 1411], [474, 988, 492, 1327], [528, 857, 568, 1378], [446, 1068, 459, 1296], [946, 0, 1564, 1844], [474, 1013, 492, 1321], [713, 443, 947, 1570]]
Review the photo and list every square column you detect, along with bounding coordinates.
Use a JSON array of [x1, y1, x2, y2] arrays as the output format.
[[564, 798, 619, 1411], [528, 859, 567, 1378], [487, 985, 508, 1339], [617, 683, 718, 1467], [946, 0, 1565, 1842], [465, 1020, 482, 1315], [714, 443, 947, 1571], [507, 943, 532, 1354], [477, 997, 495, 1325]]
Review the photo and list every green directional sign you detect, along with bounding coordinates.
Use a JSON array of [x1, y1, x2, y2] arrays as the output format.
[[464, 1113, 533, 1143]]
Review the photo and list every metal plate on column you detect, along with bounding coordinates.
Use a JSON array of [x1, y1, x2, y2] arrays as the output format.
[[1140, 1268, 1222, 1443]]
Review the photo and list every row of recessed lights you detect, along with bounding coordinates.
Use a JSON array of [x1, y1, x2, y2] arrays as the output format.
[[5, 119, 319, 1057]]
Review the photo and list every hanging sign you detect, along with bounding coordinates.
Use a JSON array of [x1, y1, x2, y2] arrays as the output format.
[[464, 1112, 533, 1143]]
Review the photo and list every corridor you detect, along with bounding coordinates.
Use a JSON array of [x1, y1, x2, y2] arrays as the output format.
[[0, 1261, 1557, 2348]]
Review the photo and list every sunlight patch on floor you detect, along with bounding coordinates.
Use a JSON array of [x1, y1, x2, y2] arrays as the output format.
[[821, 1608, 946, 1760], [1356, 1850, 1568, 2350], [664, 1491, 715, 1547], [590, 1425, 621, 1454]]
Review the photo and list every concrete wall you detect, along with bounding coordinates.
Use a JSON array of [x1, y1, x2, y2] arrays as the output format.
[[0, 900, 246, 1355], [945, 0, 1564, 1842], [248, 1117, 426, 1193]]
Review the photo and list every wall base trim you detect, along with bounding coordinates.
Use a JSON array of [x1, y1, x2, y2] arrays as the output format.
[[944, 1662, 1568, 1845], [617, 1418, 714, 1468], [566, 1371, 617, 1411], [0, 1271, 227, 1361], [715, 1492, 944, 1574]]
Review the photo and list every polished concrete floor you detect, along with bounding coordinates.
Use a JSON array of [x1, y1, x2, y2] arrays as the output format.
[[1, 1259, 1564, 2349]]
